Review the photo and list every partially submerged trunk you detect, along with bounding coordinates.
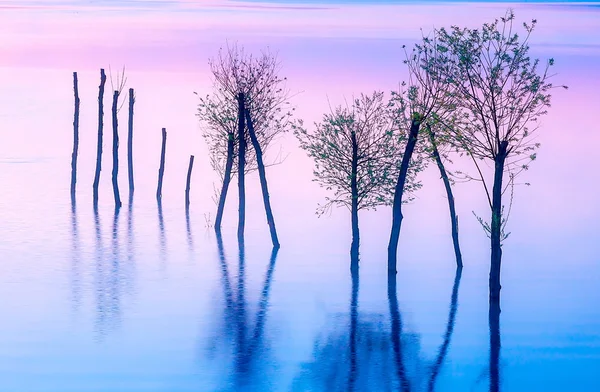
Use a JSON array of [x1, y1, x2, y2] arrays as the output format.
[[429, 130, 462, 268], [185, 155, 195, 210], [387, 119, 420, 274], [92, 69, 106, 206], [237, 93, 246, 241], [127, 88, 135, 195], [156, 128, 167, 202], [214, 132, 235, 233], [111, 91, 122, 210], [245, 109, 280, 249], [490, 140, 508, 301], [350, 130, 359, 271], [70, 72, 80, 202]]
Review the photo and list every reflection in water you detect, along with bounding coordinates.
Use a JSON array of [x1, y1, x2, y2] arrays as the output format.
[[296, 263, 463, 391], [70, 200, 81, 313], [348, 269, 358, 392], [489, 299, 501, 392], [294, 266, 396, 391], [185, 205, 194, 253], [428, 267, 463, 391], [92, 208, 123, 338], [210, 234, 280, 390], [388, 274, 411, 392], [157, 201, 166, 270]]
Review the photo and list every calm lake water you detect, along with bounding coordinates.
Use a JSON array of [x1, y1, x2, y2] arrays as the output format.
[[1, 1, 599, 391]]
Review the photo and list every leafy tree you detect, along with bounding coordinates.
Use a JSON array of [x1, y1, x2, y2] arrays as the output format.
[[295, 91, 421, 269], [387, 34, 457, 274], [429, 10, 565, 300], [196, 44, 295, 242]]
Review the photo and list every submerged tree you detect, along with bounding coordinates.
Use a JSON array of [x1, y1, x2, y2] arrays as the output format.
[[425, 121, 463, 268], [387, 33, 456, 274], [430, 11, 563, 300], [295, 92, 420, 270], [197, 44, 295, 244]]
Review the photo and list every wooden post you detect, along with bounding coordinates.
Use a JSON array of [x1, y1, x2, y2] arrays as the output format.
[[127, 88, 135, 195], [156, 128, 167, 202], [111, 90, 122, 210], [245, 109, 280, 248], [93, 69, 106, 206], [185, 155, 195, 210], [70, 72, 80, 202], [237, 93, 246, 241]]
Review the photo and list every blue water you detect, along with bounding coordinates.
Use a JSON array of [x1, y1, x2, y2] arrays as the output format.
[[1, 2, 600, 391]]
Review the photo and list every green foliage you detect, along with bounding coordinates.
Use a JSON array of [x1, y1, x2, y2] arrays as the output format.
[[196, 43, 297, 179], [294, 91, 423, 215], [419, 10, 565, 239]]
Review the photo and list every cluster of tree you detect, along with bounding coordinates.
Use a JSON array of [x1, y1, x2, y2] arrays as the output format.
[[196, 11, 563, 304]]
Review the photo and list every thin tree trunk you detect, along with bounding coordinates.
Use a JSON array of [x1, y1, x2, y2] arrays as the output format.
[[127, 88, 135, 195], [111, 91, 122, 210], [489, 297, 501, 392], [93, 69, 106, 207], [350, 130, 359, 271], [429, 131, 463, 268], [388, 120, 420, 274], [214, 133, 234, 233], [70, 71, 80, 203], [156, 128, 167, 202], [185, 155, 195, 210], [245, 109, 280, 249], [490, 141, 508, 301], [237, 93, 246, 242]]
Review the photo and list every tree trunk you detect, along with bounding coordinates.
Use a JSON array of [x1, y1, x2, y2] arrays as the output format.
[[70, 72, 80, 203], [350, 130, 359, 271], [127, 88, 135, 195], [111, 91, 122, 210], [490, 141, 508, 301], [92, 69, 106, 207], [214, 132, 234, 233], [156, 128, 167, 202], [245, 109, 280, 249], [429, 131, 463, 268], [185, 155, 195, 210], [388, 119, 420, 274], [237, 93, 246, 242], [489, 297, 501, 392]]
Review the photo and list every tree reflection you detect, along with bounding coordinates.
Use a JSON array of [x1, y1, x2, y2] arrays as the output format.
[[70, 199, 81, 313], [92, 208, 122, 338], [157, 200, 166, 271], [295, 264, 463, 391], [489, 299, 501, 392], [428, 267, 463, 391], [208, 233, 280, 390]]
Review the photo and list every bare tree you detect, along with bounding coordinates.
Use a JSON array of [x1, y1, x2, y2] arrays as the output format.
[[429, 10, 564, 301], [196, 44, 296, 239], [92, 69, 106, 208], [109, 67, 127, 211], [295, 92, 420, 270]]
